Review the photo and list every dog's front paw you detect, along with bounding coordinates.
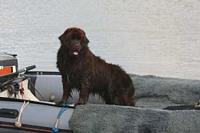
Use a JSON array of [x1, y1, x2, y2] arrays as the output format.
[[75, 98, 87, 107], [76, 98, 87, 105], [75, 102, 84, 105], [55, 101, 67, 106]]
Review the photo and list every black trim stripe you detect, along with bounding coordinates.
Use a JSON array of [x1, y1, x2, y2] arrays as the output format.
[[0, 97, 75, 108], [25, 71, 60, 76], [0, 121, 73, 133]]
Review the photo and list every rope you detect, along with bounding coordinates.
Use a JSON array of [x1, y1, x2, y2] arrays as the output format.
[[15, 101, 29, 127], [20, 74, 46, 101], [52, 104, 69, 133], [20, 78, 24, 99]]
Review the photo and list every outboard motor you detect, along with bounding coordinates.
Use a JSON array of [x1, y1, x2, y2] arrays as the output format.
[[0, 53, 18, 84]]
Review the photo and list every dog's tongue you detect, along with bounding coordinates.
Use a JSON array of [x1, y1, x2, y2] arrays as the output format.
[[73, 51, 78, 56]]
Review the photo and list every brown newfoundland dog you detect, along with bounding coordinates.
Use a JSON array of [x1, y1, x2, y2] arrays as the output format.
[[56, 27, 135, 106]]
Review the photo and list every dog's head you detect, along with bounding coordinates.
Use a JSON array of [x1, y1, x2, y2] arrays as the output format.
[[59, 27, 89, 57]]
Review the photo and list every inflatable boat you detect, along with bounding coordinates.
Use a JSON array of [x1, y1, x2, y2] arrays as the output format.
[[0, 53, 103, 133], [0, 65, 76, 133], [24, 71, 104, 104], [0, 98, 74, 133]]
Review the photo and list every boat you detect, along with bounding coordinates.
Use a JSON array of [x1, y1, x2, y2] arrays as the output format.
[[0, 98, 74, 133], [0, 53, 105, 133], [0, 66, 76, 133], [24, 71, 104, 104], [0, 53, 78, 133]]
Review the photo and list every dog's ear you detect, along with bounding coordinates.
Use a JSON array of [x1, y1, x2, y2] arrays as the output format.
[[59, 28, 71, 41], [58, 34, 63, 41], [83, 36, 89, 46]]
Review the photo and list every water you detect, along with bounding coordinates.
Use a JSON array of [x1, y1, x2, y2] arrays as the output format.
[[0, 0, 200, 80]]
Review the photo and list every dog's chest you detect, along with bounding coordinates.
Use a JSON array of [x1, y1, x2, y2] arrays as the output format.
[[67, 68, 92, 89], [67, 73, 79, 87], [66, 66, 81, 81], [65, 63, 83, 86]]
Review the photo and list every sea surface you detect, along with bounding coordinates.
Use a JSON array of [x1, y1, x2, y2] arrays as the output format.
[[0, 0, 200, 80]]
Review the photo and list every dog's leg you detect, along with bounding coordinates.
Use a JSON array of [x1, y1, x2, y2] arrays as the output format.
[[121, 85, 136, 106], [108, 78, 136, 106], [121, 94, 136, 106], [56, 76, 71, 105], [76, 78, 91, 105], [104, 93, 114, 105]]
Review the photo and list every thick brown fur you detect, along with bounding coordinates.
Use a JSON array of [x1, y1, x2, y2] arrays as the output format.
[[57, 27, 135, 106]]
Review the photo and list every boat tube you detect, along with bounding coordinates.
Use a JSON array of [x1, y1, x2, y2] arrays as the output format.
[[0, 98, 74, 133], [0, 64, 74, 133], [24, 71, 105, 104]]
